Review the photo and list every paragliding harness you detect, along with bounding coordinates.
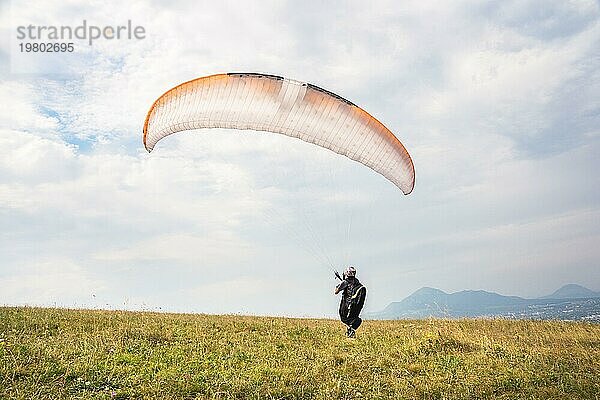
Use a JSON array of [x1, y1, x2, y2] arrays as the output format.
[[335, 271, 367, 333], [345, 283, 366, 317], [334, 270, 367, 313], [335, 270, 366, 309]]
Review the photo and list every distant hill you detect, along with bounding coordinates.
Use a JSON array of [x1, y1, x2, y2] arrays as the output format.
[[368, 284, 600, 322], [540, 284, 600, 299], [369, 287, 528, 319]]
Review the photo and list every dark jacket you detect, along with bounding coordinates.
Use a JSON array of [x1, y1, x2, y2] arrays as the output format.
[[336, 276, 367, 329], [338, 277, 362, 303]]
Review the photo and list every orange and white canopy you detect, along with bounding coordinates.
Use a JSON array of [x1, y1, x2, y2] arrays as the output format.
[[143, 73, 415, 194]]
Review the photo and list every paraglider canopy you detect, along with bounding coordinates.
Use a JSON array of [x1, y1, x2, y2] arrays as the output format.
[[143, 73, 415, 194]]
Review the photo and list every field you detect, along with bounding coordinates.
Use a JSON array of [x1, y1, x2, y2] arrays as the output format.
[[1, 307, 599, 399]]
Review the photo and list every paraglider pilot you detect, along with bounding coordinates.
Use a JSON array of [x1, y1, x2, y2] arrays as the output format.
[[335, 266, 366, 338]]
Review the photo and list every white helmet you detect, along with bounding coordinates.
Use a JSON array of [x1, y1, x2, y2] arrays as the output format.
[[344, 266, 356, 277]]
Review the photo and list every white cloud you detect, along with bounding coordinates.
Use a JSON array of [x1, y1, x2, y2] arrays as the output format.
[[0, 0, 598, 315], [0, 129, 78, 183], [0, 82, 59, 132], [95, 232, 253, 265], [0, 259, 102, 306]]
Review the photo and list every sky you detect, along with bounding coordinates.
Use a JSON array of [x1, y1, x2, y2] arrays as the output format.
[[0, 0, 598, 317]]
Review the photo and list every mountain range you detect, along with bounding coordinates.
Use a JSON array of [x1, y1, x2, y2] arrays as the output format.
[[367, 284, 600, 322]]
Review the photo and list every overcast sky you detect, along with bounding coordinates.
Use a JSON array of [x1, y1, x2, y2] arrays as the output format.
[[0, 0, 598, 317]]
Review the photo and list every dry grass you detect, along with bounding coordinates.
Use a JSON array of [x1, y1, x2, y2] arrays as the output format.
[[1, 307, 599, 399]]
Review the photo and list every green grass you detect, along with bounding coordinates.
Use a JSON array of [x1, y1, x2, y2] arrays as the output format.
[[1, 307, 599, 399]]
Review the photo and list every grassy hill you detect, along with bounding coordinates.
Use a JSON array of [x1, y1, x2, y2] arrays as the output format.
[[1, 307, 598, 399]]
